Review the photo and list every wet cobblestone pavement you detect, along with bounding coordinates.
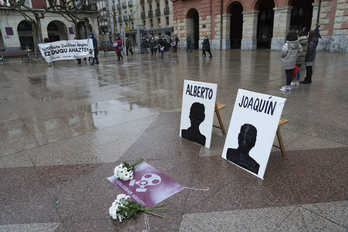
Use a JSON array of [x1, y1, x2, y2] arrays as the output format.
[[0, 50, 347, 231]]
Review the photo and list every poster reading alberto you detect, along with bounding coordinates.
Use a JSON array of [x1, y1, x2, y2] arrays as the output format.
[[180, 80, 218, 148], [222, 89, 286, 179]]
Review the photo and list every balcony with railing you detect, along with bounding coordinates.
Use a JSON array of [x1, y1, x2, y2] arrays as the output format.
[[123, 15, 128, 21], [112, 5, 115, 10], [129, 15, 134, 21], [148, 10, 153, 18], [116, 4, 121, 10], [118, 16, 123, 22], [141, 12, 146, 19], [164, 7, 169, 15], [155, 8, 161, 17], [122, 2, 127, 8], [140, 0, 145, 4], [128, 1, 133, 7]]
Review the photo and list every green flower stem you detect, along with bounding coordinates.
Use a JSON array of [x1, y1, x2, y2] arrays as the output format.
[[144, 210, 165, 218], [146, 207, 169, 211]]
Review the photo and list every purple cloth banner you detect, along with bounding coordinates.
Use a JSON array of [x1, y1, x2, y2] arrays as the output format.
[[108, 162, 184, 208], [5, 27, 14, 36]]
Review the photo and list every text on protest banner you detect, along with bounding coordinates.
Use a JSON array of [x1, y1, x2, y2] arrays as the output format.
[[38, 39, 93, 63]]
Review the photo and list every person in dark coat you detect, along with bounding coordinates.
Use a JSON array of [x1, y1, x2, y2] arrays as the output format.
[[300, 30, 318, 84], [186, 34, 192, 52], [158, 36, 165, 59], [89, 32, 99, 65], [149, 35, 156, 55], [125, 37, 133, 56], [202, 36, 212, 58]]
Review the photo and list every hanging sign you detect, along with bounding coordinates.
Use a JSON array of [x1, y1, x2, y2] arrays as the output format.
[[38, 39, 93, 63], [180, 80, 217, 148], [222, 89, 286, 179]]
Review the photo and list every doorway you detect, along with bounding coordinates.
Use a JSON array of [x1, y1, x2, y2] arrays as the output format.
[[229, 2, 243, 49], [186, 9, 199, 49]]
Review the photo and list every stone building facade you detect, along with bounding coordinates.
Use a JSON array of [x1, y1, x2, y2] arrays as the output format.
[[171, 0, 348, 52], [137, 0, 174, 36], [0, 0, 99, 51]]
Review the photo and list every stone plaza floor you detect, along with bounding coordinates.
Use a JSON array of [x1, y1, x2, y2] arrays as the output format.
[[0, 49, 347, 231]]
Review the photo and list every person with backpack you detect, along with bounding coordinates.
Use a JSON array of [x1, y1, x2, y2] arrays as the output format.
[[280, 30, 303, 92], [186, 34, 192, 52]]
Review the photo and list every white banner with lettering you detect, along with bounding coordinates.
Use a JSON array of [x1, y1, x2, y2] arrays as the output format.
[[222, 89, 286, 179], [180, 80, 217, 148], [38, 39, 93, 63]]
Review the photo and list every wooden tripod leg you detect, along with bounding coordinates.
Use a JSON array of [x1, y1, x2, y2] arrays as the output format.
[[215, 104, 226, 135], [276, 126, 286, 157]]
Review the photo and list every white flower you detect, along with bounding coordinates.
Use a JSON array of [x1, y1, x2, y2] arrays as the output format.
[[109, 201, 119, 219], [114, 164, 124, 177], [117, 194, 129, 201]]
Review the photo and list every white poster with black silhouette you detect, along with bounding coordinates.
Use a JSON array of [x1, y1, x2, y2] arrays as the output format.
[[180, 80, 217, 148], [222, 89, 286, 179]]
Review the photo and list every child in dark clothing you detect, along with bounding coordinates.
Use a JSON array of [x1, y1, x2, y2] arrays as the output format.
[[300, 30, 318, 84]]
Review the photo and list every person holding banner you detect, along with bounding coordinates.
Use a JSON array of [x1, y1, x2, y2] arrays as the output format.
[[114, 36, 123, 61], [89, 32, 99, 65], [280, 30, 302, 92]]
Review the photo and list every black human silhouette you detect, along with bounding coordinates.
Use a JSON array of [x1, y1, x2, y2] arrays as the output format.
[[226, 123, 260, 174], [181, 102, 206, 146]]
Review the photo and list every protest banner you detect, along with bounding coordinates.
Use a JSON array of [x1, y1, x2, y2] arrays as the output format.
[[222, 89, 286, 179], [38, 39, 93, 63], [108, 162, 184, 208]]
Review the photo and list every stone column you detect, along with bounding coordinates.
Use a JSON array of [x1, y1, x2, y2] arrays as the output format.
[[241, 10, 258, 50], [271, 6, 293, 50], [221, 14, 231, 49]]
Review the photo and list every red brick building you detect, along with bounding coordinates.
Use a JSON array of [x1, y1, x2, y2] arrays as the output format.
[[171, 0, 348, 52]]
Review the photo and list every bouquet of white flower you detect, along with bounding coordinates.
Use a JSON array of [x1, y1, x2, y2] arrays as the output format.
[[114, 157, 145, 181], [109, 194, 168, 222]]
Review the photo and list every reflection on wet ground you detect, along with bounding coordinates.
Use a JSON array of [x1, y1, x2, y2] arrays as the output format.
[[0, 50, 347, 231]]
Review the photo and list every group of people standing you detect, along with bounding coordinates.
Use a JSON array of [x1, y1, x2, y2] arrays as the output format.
[[141, 32, 180, 59], [280, 29, 318, 91]]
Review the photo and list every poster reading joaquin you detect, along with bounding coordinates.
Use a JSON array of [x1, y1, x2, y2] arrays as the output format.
[[180, 80, 217, 148], [222, 89, 286, 179], [38, 39, 93, 63]]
